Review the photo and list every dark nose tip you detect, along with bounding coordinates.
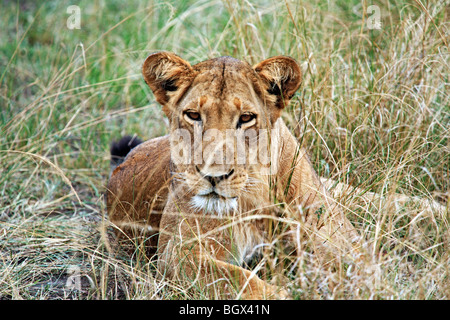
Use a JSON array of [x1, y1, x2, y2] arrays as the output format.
[[196, 167, 234, 187]]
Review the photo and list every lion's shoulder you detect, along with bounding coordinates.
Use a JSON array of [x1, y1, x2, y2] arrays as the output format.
[[107, 135, 171, 209], [124, 134, 170, 162]]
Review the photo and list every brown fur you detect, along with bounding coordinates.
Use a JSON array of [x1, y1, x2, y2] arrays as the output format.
[[107, 52, 360, 299]]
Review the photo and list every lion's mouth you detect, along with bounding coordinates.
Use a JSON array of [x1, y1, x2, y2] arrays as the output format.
[[190, 192, 238, 215], [199, 190, 237, 200]]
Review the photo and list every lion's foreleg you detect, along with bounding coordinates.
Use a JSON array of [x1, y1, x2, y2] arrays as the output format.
[[285, 155, 361, 265], [320, 177, 447, 216], [158, 238, 286, 299]]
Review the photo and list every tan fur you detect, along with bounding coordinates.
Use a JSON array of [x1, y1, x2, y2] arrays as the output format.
[[107, 52, 360, 299]]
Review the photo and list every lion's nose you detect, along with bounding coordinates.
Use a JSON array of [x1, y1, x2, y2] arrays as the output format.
[[196, 166, 234, 187]]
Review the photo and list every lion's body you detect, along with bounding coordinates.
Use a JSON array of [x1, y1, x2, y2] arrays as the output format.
[[107, 52, 360, 299], [107, 135, 170, 252]]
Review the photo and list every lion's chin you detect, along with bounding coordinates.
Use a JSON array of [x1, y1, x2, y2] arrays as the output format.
[[190, 193, 238, 216]]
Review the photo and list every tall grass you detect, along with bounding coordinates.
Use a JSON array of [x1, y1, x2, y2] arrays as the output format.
[[0, 0, 448, 299]]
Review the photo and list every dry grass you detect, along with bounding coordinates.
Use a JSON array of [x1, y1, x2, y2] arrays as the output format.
[[0, 0, 448, 299]]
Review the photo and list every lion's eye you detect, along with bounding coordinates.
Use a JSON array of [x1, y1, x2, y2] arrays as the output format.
[[185, 111, 201, 121], [239, 114, 255, 124]]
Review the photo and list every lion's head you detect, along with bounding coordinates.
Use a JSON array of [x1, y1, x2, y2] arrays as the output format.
[[142, 52, 302, 215]]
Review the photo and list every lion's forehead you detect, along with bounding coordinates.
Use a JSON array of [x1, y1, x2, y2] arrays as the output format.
[[183, 94, 254, 109], [189, 58, 260, 97], [179, 86, 262, 118], [189, 75, 257, 100], [193, 56, 253, 74]]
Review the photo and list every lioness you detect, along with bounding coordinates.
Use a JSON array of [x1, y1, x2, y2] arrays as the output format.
[[107, 52, 360, 299]]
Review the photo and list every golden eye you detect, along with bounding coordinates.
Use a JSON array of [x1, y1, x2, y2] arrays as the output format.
[[239, 113, 255, 124], [185, 111, 201, 121]]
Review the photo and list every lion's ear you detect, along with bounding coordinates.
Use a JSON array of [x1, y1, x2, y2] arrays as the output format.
[[253, 56, 302, 109], [142, 52, 195, 111]]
